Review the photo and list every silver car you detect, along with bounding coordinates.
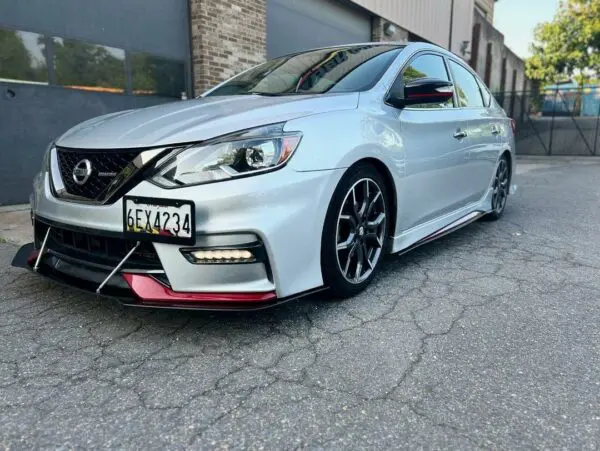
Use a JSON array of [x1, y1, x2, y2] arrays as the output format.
[[13, 42, 515, 310]]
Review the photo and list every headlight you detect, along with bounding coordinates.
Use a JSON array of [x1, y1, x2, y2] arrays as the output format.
[[151, 124, 302, 188]]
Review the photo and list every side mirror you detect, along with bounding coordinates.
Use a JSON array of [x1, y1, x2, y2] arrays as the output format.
[[386, 78, 454, 109]]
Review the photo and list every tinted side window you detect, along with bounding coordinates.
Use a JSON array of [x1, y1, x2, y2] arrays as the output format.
[[329, 48, 402, 92], [449, 60, 484, 108], [403, 54, 449, 83], [401, 54, 452, 109], [476, 78, 492, 107]]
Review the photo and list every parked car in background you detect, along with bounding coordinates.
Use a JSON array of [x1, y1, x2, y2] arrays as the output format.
[[12, 42, 516, 310], [540, 81, 600, 117]]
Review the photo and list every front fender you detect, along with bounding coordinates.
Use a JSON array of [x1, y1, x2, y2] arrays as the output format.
[[285, 110, 406, 239], [285, 111, 404, 174]]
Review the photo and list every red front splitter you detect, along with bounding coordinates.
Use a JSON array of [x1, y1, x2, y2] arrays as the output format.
[[122, 273, 277, 305], [27, 250, 40, 266]]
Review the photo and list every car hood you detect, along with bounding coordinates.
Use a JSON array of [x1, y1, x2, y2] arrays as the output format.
[[56, 93, 359, 149]]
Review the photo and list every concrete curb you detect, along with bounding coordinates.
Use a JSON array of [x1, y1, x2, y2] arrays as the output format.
[[0, 203, 30, 213], [516, 155, 600, 163]]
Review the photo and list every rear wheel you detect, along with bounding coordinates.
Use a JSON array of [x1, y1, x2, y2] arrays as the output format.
[[485, 154, 510, 221], [321, 164, 389, 298]]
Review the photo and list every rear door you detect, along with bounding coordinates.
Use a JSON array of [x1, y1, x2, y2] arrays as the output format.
[[447, 59, 499, 201], [390, 52, 472, 232]]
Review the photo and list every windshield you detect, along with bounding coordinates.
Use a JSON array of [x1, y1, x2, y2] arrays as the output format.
[[205, 45, 403, 97]]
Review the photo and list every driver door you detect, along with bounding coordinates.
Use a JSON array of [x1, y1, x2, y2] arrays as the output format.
[[387, 52, 471, 232]]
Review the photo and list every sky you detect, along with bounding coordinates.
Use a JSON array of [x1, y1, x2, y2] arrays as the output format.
[[19, 31, 46, 66], [494, 0, 561, 59]]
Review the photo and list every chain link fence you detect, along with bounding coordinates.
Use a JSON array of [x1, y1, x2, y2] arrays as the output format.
[[494, 87, 600, 156]]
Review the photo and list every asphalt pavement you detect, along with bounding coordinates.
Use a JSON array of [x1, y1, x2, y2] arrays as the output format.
[[1, 157, 600, 449]]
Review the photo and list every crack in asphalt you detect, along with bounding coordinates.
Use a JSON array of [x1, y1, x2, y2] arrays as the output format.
[[2, 162, 600, 448]]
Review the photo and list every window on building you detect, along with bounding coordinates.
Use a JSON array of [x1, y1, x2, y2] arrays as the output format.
[[400, 53, 453, 108], [0, 28, 48, 84], [131, 53, 186, 98], [53, 37, 126, 93], [1, 29, 187, 98], [449, 60, 484, 108]]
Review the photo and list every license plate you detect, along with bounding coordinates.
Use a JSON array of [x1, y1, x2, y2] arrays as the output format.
[[123, 196, 195, 245]]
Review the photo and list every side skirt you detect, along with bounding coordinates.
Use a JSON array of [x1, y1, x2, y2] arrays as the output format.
[[392, 210, 486, 257]]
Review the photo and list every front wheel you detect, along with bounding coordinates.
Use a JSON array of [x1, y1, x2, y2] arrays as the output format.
[[321, 164, 389, 298]]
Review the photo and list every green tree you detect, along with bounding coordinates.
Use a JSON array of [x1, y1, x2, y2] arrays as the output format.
[[526, 0, 600, 84], [0, 29, 47, 82], [131, 53, 184, 97], [53, 39, 125, 90]]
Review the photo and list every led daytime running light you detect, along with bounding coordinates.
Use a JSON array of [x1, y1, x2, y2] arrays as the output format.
[[189, 249, 256, 263]]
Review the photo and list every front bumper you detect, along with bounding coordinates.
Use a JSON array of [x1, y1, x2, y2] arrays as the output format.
[[12, 242, 292, 311], [20, 166, 344, 309]]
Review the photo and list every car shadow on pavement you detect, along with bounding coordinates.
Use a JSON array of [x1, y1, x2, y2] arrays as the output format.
[[1, 215, 505, 336]]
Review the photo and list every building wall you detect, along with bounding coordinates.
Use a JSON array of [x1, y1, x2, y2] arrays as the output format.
[[474, 0, 496, 21], [0, 0, 191, 61], [350, 0, 474, 57], [470, 8, 525, 94], [504, 47, 526, 92], [450, 0, 477, 58], [267, 0, 372, 58], [0, 0, 191, 205], [188, 0, 525, 95], [0, 83, 168, 205], [371, 16, 409, 43], [189, 0, 267, 93]]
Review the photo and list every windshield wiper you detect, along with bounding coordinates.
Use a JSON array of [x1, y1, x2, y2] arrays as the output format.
[[248, 91, 284, 96], [248, 91, 309, 96]]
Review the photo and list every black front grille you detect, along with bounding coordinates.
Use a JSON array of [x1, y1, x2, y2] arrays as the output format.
[[56, 148, 141, 200], [35, 220, 162, 270]]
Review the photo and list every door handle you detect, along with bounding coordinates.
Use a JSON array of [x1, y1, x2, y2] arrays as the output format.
[[491, 125, 500, 135], [453, 130, 468, 139]]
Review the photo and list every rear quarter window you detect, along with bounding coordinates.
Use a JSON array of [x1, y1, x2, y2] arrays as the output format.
[[477, 79, 492, 107], [448, 60, 484, 108]]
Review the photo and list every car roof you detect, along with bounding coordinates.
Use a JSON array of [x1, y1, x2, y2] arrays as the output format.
[[272, 42, 404, 60], [278, 41, 454, 59]]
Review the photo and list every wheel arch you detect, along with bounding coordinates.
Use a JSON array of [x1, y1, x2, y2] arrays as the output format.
[[346, 157, 398, 247], [501, 149, 513, 184]]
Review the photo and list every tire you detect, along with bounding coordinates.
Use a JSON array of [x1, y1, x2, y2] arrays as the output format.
[[321, 163, 390, 298], [484, 153, 510, 221]]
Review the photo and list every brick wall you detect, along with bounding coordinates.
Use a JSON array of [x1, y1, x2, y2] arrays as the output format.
[[189, 0, 267, 94]]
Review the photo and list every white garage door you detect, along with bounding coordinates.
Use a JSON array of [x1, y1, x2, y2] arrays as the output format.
[[267, 0, 372, 58]]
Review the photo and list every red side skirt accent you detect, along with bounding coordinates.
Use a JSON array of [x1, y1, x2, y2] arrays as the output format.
[[122, 273, 277, 304]]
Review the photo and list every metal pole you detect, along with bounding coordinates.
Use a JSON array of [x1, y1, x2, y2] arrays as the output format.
[[33, 227, 51, 271], [96, 241, 140, 294], [593, 89, 600, 156], [520, 86, 526, 125], [548, 89, 558, 155], [448, 0, 455, 52]]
